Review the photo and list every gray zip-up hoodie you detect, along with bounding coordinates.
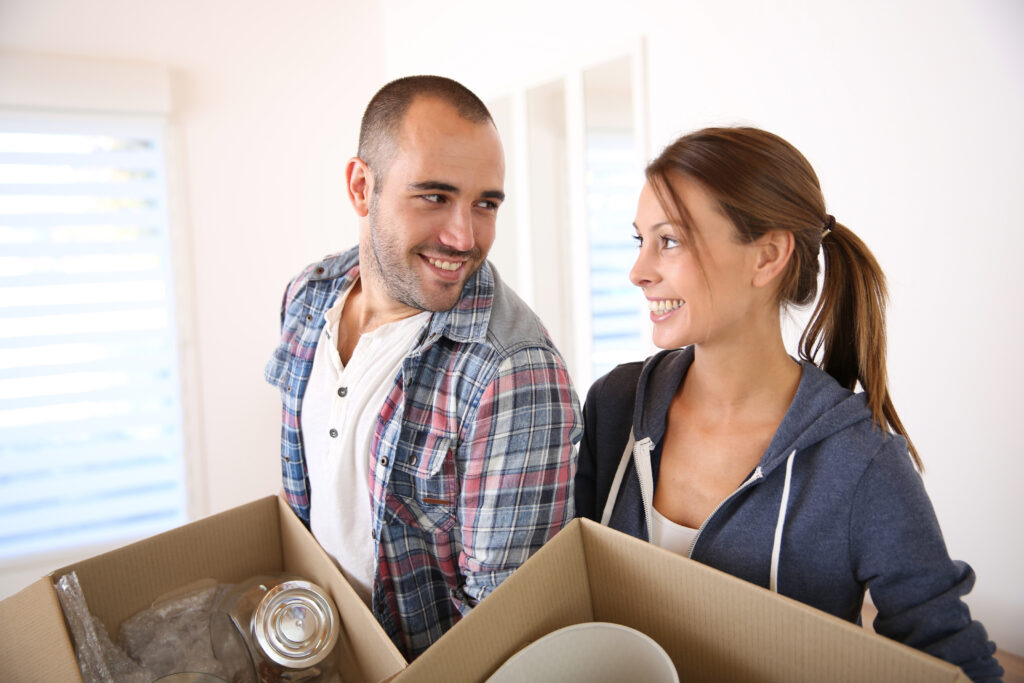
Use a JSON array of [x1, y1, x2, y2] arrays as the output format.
[[576, 347, 1002, 682]]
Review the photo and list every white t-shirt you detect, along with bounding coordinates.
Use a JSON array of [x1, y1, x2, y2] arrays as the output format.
[[650, 505, 700, 557], [301, 279, 429, 606]]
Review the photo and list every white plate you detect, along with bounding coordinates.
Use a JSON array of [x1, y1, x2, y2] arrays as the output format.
[[486, 622, 678, 683]]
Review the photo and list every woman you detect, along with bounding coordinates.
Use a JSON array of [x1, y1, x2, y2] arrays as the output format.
[[575, 127, 1002, 681]]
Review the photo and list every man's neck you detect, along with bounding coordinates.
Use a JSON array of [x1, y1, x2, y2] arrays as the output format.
[[336, 276, 425, 365]]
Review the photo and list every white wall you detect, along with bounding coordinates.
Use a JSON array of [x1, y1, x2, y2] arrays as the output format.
[[382, 0, 1024, 655], [1, 0, 1021, 658], [0, 0, 384, 587]]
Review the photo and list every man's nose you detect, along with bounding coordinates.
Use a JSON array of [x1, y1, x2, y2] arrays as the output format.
[[439, 204, 475, 253]]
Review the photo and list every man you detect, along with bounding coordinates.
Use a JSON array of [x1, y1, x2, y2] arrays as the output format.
[[265, 76, 582, 659]]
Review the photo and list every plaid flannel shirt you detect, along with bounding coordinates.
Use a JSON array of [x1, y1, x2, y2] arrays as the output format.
[[265, 246, 582, 658]]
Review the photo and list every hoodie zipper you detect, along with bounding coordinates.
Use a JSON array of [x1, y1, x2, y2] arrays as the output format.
[[633, 437, 656, 542], [685, 466, 765, 558]]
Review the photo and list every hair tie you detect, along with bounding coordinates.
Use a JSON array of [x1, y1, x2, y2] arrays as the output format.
[[822, 214, 835, 239]]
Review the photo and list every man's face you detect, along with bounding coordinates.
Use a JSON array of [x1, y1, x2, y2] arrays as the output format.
[[362, 97, 505, 313]]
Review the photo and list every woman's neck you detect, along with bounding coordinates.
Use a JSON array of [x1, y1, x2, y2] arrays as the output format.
[[682, 327, 802, 427]]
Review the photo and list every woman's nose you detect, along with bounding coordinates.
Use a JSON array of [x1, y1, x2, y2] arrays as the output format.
[[629, 247, 655, 288]]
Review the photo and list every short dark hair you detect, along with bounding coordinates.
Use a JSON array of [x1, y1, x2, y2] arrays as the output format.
[[357, 75, 494, 182]]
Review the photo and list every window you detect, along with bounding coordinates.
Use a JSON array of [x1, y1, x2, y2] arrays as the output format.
[[583, 129, 646, 381], [488, 44, 652, 392], [0, 112, 188, 563]]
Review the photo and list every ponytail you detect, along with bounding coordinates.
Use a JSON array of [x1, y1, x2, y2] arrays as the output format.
[[799, 221, 922, 470]]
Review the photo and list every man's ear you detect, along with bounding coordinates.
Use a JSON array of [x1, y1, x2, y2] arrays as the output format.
[[346, 157, 373, 217], [751, 230, 795, 288]]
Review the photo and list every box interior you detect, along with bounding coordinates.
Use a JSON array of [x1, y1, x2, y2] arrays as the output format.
[[0, 495, 405, 683]]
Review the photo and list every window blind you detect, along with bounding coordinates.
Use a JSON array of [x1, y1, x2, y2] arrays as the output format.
[[586, 130, 647, 380], [0, 113, 187, 561]]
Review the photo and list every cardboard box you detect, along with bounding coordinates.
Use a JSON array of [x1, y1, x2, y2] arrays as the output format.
[[1, 504, 970, 683], [393, 518, 970, 683], [0, 495, 405, 683]]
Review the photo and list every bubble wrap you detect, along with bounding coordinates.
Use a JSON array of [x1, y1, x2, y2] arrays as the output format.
[[54, 572, 150, 683], [54, 574, 343, 683], [117, 582, 233, 680]]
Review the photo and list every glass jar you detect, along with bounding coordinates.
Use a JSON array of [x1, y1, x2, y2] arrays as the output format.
[[209, 573, 340, 683]]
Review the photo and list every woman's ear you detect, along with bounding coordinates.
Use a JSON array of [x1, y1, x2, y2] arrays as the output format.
[[346, 157, 374, 218], [751, 230, 795, 288]]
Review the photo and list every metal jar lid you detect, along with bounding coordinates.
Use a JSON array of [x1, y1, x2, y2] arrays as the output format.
[[251, 578, 340, 669]]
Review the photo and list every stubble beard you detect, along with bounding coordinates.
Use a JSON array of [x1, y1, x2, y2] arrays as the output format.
[[366, 193, 483, 313]]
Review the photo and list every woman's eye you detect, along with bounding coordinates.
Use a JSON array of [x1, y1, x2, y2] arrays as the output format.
[[660, 235, 680, 249], [632, 234, 643, 248]]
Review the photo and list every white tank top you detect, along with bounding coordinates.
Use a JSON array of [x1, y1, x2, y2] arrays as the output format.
[[650, 505, 699, 556]]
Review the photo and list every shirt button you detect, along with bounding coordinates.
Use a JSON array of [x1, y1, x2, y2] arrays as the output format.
[[380, 456, 389, 467], [305, 314, 313, 321], [315, 267, 325, 274], [337, 386, 348, 397], [329, 428, 338, 438], [409, 455, 418, 466], [371, 529, 377, 540]]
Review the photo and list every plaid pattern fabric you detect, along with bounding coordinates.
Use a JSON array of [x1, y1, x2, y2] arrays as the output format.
[[265, 246, 582, 658]]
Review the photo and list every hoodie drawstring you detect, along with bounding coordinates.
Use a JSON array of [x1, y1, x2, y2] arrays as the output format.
[[599, 430, 656, 538], [600, 430, 635, 526], [769, 449, 797, 593]]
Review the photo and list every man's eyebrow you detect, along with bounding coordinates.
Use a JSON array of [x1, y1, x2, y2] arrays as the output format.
[[408, 181, 459, 193], [482, 190, 505, 202]]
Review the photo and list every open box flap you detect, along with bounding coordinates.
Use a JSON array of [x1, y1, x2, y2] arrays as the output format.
[[579, 518, 969, 683]]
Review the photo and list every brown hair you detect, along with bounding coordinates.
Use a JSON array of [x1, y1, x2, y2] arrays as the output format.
[[647, 127, 920, 469], [358, 75, 494, 183]]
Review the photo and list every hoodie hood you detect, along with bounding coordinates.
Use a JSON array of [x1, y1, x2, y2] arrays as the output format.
[[633, 347, 877, 478]]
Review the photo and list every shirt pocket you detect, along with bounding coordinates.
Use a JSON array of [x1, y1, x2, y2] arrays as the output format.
[[387, 429, 458, 535]]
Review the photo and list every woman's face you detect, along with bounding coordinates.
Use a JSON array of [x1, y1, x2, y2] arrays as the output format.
[[629, 178, 765, 350]]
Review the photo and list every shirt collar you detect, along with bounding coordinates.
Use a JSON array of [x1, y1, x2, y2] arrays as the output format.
[[309, 245, 361, 282], [423, 261, 494, 345]]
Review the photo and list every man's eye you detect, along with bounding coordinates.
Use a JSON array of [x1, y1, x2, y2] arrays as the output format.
[[422, 194, 445, 203], [475, 200, 499, 210]]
